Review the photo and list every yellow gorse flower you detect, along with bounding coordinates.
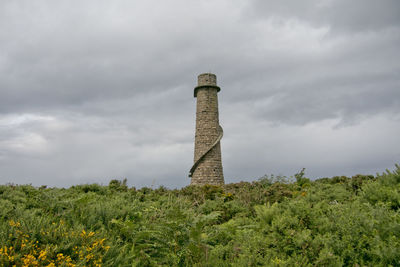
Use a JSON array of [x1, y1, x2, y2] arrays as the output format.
[[3, 220, 108, 267], [38, 250, 47, 261], [9, 220, 21, 228]]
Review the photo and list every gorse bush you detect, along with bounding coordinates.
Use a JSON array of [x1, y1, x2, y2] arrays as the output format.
[[1, 165, 400, 266]]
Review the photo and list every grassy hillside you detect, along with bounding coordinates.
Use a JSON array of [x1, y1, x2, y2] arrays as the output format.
[[1, 166, 400, 266]]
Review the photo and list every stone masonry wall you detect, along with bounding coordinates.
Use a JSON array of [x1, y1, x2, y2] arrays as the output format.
[[191, 73, 224, 185]]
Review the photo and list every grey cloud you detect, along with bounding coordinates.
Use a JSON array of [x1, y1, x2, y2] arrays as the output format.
[[220, 26, 400, 126], [248, 0, 400, 33], [250, 72, 400, 126], [0, 112, 194, 188], [222, 115, 400, 182], [0, 0, 244, 114]]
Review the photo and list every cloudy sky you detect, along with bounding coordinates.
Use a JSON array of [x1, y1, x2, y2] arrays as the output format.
[[1, 0, 399, 188]]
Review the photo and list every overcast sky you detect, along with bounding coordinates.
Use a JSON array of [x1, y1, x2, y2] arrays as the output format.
[[1, 0, 399, 188]]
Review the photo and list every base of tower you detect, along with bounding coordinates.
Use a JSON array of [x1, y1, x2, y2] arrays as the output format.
[[190, 177, 225, 186]]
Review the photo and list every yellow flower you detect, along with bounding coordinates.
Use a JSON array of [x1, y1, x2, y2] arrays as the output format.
[[22, 254, 39, 266], [65, 255, 72, 263], [80, 230, 86, 237], [56, 253, 65, 262], [9, 220, 21, 228], [38, 250, 47, 261], [86, 253, 94, 261]]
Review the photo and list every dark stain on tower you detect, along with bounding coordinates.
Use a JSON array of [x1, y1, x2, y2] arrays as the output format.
[[189, 73, 224, 185]]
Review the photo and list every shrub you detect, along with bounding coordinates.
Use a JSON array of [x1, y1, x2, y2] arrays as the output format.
[[108, 179, 128, 192], [1, 167, 399, 266]]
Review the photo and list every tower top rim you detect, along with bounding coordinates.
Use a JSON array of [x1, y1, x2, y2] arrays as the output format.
[[198, 73, 217, 86], [194, 73, 220, 97]]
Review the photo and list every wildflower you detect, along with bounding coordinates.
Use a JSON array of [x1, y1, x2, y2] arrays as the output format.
[[80, 230, 86, 237], [56, 253, 65, 263], [86, 253, 94, 262], [38, 250, 47, 261], [22, 254, 38, 266], [9, 220, 21, 228]]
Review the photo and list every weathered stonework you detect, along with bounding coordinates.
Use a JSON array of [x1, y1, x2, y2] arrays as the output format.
[[189, 73, 224, 185]]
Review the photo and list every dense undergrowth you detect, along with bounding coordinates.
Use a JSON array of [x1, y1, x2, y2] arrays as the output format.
[[1, 165, 400, 266]]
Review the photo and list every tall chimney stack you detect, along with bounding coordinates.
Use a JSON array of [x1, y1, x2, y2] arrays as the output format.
[[189, 73, 224, 185]]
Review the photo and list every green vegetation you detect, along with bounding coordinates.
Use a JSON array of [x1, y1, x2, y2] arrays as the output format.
[[1, 165, 400, 266]]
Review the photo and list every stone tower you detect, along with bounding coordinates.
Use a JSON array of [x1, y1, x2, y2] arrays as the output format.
[[189, 73, 224, 185]]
